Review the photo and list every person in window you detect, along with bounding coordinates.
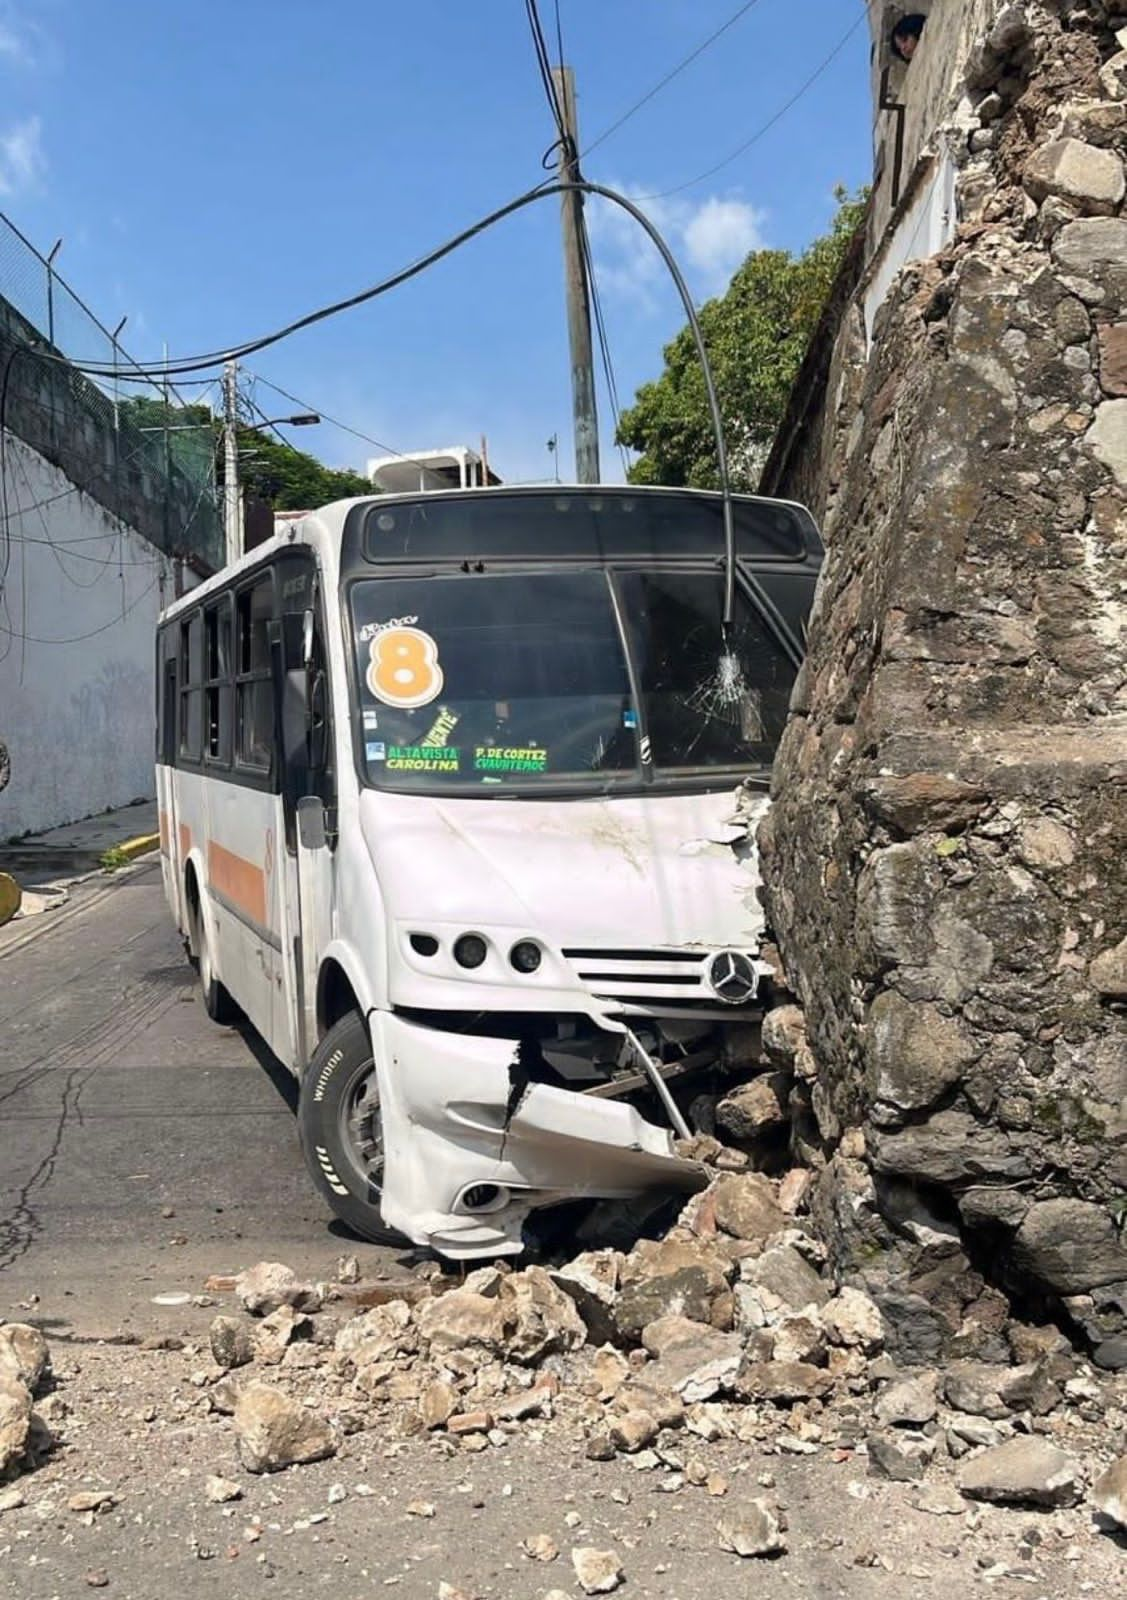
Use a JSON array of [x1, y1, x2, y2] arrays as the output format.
[[890, 12, 926, 62]]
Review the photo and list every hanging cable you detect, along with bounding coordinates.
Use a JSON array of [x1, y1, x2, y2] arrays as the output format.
[[579, 214, 630, 478], [6, 179, 778, 639], [579, 0, 765, 161], [637, 12, 867, 200]]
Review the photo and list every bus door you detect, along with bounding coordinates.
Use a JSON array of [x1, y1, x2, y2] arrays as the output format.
[[276, 556, 336, 1070]]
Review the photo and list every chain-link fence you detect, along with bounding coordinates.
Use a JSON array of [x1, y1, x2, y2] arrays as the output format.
[[0, 211, 221, 571]]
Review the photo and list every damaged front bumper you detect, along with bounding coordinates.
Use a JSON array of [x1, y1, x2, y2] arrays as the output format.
[[371, 1011, 707, 1259]]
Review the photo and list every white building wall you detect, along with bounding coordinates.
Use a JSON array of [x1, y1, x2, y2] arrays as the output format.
[[0, 432, 174, 840]]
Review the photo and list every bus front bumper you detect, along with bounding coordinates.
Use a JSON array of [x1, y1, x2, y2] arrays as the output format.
[[370, 1011, 707, 1260]]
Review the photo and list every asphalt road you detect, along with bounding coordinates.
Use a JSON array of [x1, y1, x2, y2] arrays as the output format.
[[0, 860, 400, 1338]]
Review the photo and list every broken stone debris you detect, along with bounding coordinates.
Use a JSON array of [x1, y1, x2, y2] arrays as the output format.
[[717, 1497, 788, 1558], [958, 1437, 1081, 1509], [571, 1546, 624, 1594], [1091, 1454, 1127, 1532], [233, 1381, 336, 1473]]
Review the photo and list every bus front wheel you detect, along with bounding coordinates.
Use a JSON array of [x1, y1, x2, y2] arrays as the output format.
[[298, 1011, 403, 1246]]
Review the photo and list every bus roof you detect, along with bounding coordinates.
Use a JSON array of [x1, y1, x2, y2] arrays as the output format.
[[161, 484, 820, 622]]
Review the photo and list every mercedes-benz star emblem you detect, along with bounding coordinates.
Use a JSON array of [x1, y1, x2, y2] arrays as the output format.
[[708, 950, 759, 1006]]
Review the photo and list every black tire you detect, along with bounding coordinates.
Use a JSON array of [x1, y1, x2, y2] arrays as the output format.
[[195, 899, 239, 1025], [298, 1011, 403, 1245]]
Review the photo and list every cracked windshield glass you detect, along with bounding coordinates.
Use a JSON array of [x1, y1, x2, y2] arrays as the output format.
[[350, 569, 796, 788]]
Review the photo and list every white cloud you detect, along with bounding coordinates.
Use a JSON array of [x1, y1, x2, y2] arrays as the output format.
[[586, 184, 767, 309], [682, 197, 766, 283], [0, 114, 45, 196], [0, 2, 45, 66]]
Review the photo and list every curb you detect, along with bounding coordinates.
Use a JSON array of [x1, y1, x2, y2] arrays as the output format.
[[115, 833, 161, 864]]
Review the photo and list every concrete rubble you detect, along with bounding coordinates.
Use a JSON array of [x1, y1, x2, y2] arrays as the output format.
[[155, 1130, 1125, 1565]]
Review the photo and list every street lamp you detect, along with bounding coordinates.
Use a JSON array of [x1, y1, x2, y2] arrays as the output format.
[[257, 413, 321, 428]]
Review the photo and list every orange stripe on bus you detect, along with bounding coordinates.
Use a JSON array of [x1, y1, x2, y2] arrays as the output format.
[[179, 822, 192, 861], [208, 840, 268, 929]]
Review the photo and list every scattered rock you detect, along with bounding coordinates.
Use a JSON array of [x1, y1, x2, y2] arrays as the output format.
[[734, 1359, 833, 1405], [717, 1498, 788, 1558], [823, 1288, 884, 1353], [407, 1500, 436, 1518], [875, 1371, 938, 1428], [571, 1545, 624, 1594], [0, 1376, 32, 1473], [0, 1324, 49, 1390], [736, 1244, 829, 1324], [335, 1300, 416, 1364], [233, 1382, 336, 1473], [251, 1304, 307, 1365], [209, 1315, 254, 1370], [867, 1430, 937, 1482], [958, 1437, 1081, 1508], [551, 1252, 622, 1346], [499, 1265, 588, 1363], [642, 1317, 742, 1402], [204, 1475, 243, 1504], [235, 1262, 320, 1317], [521, 1533, 559, 1562], [715, 1075, 788, 1141], [710, 1174, 789, 1242], [1091, 1455, 1127, 1532], [608, 1409, 658, 1454], [614, 1263, 732, 1343], [420, 1379, 458, 1431], [416, 1290, 509, 1354], [68, 1491, 117, 1514]]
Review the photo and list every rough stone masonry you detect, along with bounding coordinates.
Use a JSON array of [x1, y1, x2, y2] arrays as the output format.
[[760, 2, 1127, 1367]]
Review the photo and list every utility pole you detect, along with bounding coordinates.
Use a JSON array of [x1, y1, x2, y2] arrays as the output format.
[[551, 66, 600, 485], [223, 359, 242, 566]]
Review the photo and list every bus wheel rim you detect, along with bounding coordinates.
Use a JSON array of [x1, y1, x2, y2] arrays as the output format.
[[339, 1061, 383, 1195]]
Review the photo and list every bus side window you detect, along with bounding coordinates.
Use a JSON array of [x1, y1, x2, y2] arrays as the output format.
[[161, 647, 177, 767], [235, 574, 275, 773], [204, 596, 233, 765], [178, 612, 202, 762]]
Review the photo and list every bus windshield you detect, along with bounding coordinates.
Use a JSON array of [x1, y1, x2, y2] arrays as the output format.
[[349, 569, 795, 790]]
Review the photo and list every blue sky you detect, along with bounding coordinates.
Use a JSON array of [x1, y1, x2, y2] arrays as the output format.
[[0, 0, 873, 485]]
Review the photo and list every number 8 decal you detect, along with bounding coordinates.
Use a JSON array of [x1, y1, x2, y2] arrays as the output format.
[[367, 626, 444, 709]]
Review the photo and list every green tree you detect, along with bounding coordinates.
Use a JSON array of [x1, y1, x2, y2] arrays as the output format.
[[117, 396, 374, 510], [232, 427, 373, 509], [617, 188, 867, 490]]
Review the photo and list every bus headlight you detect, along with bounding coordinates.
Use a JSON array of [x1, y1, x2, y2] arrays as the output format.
[[453, 933, 488, 970], [510, 940, 542, 974]]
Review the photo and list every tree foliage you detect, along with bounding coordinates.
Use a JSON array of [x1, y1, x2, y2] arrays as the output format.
[[616, 189, 867, 490], [117, 396, 373, 510]]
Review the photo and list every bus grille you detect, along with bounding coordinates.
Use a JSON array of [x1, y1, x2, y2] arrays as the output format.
[[562, 946, 713, 1006]]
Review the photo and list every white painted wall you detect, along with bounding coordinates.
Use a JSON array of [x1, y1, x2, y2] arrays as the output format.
[[863, 143, 958, 346], [0, 431, 174, 840]]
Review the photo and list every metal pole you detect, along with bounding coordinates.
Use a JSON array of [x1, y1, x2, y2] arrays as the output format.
[[552, 66, 600, 485], [223, 359, 241, 566], [46, 238, 62, 347]]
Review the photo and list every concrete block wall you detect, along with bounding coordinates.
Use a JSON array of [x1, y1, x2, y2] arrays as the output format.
[[0, 432, 174, 839]]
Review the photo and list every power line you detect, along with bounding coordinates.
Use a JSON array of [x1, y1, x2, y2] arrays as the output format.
[[580, 0, 765, 161], [580, 215, 629, 477], [637, 11, 867, 200], [525, 0, 567, 143]]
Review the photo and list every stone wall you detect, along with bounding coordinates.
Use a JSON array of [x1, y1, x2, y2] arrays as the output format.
[[761, 1, 1127, 1369]]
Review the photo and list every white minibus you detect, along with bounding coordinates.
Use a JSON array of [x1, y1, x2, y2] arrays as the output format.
[[156, 486, 822, 1258]]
